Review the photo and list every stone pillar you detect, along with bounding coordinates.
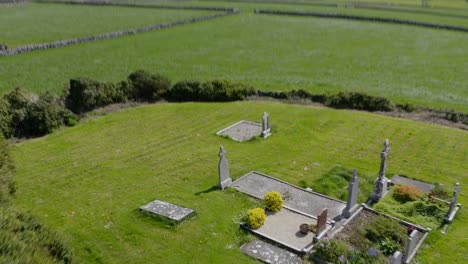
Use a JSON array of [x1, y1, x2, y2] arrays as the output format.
[[316, 208, 328, 237], [404, 230, 418, 263], [218, 146, 232, 190], [371, 139, 390, 201], [343, 169, 359, 218], [391, 251, 402, 264], [261, 112, 271, 138]]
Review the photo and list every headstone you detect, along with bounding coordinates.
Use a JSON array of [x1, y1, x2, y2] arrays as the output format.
[[391, 251, 403, 264], [218, 146, 232, 190], [404, 230, 418, 262], [261, 112, 271, 138], [371, 139, 390, 201], [343, 169, 359, 218], [316, 208, 328, 236], [140, 200, 194, 222], [445, 183, 461, 223]]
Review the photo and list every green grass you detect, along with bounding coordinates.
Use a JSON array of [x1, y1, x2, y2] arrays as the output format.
[[1, 12, 467, 112], [11, 101, 467, 263], [0, 3, 215, 48]]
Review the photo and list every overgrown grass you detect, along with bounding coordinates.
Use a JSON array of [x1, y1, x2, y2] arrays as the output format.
[[308, 165, 374, 203], [0, 2, 215, 48], [11, 101, 467, 263]]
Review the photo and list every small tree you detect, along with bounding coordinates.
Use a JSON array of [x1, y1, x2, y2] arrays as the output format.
[[263, 191, 284, 212], [393, 185, 423, 203], [245, 208, 266, 229]]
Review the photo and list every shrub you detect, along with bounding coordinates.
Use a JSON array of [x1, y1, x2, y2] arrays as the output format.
[[127, 70, 171, 101], [256, 90, 288, 99], [0, 98, 13, 138], [327, 92, 395, 112], [314, 239, 349, 263], [199, 80, 256, 101], [393, 185, 423, 203], [22, 92, 78, 137], [66, 78, 127, 114], [364, 215, 406, 244], [263, 191, 284, 212], [396, 103, 417, 113], [168, 81, 202, 102], [245, 208, 266, 229]]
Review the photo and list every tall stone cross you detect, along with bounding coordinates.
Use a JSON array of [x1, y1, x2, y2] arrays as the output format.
[[343, 169, 359, 218], [218, 146, 232, 190], [261, 112, 271, 138], [371, 139, 390, 201]]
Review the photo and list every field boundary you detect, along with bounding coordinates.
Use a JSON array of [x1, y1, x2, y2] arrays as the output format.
[[0, 7, 240, 56], [35, 0, 237, 11], [254, 9, 468, 32]]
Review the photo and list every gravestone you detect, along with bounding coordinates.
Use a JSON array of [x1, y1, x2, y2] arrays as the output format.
[[140, 200, 194, 222], [343, 169, 359, 218], [405, 230, 418, 262], [218, 146, 232, 190], [391, 251, 403, 264], [371, 139, 391, 201], [316, 208, 328, 236], [261, 112, 271, 138], [445, 183, 461, 223]]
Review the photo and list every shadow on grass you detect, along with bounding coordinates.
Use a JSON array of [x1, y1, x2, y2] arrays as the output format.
[[194, 185, 218, 196]]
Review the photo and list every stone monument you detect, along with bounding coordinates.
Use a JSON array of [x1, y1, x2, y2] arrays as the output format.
[[261, 112, 271, 138], [343, 169, 360, 218], [371, 139, 391, 202], [218, 146, 232, 190], [316, 208, 328, 237], [445, 182, 461, 223], [391, 251, 403, 264]]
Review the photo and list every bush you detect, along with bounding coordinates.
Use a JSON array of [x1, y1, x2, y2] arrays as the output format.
[[245, 208, 266, 229], [378, 238, 400, 255], [127, 70, 170, 101], [169, 80, 255, 102], [66, 78, 127, 114], [364, 215, 406, 244], [327, 92, 395, 112], [430, 182, 450, 200], [256, 90, 288, 99], [314, 239, 349, 263], [22, 92, 78, 137], [168, 81, 202, 102], [393, 185, 423, 203], [0, 98, 13, 138], [263, 191, 284, 212]]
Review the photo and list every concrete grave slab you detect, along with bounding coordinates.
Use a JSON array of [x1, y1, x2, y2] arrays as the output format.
[[233, 171, 346, 221], [391, 175, 434, 193], [140, 200, 194, 222], [241, 239, 303, 264], [216, 120, 263, 142]]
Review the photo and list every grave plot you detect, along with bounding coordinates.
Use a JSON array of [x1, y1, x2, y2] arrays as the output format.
[[240, 239, 303, 264], [232, 171, 346, 220], [216, 112, 271, 141], [139, 200, 194, 222], [391, 175, 434, 193]]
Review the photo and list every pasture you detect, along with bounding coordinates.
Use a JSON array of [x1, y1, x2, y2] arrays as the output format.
[[12, 102, 467, 263], [0, 2, 467, 111]]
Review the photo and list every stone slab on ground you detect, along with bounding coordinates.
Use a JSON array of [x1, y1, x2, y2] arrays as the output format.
[[391, 175, 434, 193], [244, 208, 330, 252], [140, 200, 194, 222], [240, 240, 303, 264], [216, 120, 263, 141], [233, 171, 346, 220]]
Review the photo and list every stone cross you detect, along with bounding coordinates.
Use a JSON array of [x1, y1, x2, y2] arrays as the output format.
[[218, 146, 232, 190], [445, 183, 461, 223], [391, 251, 403, 264], [261, 112, 271, 138], [343, 169, 359, 218], [371, 139, 391, 201], [316, 208, 328, 237]]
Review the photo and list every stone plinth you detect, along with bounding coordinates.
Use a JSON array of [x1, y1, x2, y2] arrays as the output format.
[[140, 200, 194, 222]]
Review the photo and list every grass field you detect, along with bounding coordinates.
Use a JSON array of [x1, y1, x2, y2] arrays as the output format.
[[0, 3, 215, 47], [1, 9, 467, 112], [11, 101, 467, 263]]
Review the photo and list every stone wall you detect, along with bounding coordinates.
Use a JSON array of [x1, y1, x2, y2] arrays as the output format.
[[254, 9, 468, 33], [0, 9, 240, 56]]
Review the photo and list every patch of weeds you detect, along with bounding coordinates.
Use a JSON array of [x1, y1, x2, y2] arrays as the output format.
[[311, 166, 374, 203]]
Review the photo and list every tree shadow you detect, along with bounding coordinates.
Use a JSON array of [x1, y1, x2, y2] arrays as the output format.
[[194, 185, 218, 196]]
